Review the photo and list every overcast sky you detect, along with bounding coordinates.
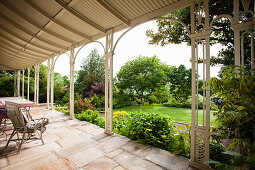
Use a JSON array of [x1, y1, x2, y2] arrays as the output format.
[[50, 21, 222, 79]]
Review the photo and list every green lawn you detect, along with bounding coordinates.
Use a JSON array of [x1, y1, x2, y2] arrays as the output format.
[[114, 105, 216, 125]]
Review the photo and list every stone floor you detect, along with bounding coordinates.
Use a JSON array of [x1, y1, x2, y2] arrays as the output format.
[[0, 106, 194, 170]]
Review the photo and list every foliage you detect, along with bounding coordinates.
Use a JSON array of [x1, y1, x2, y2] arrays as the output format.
[[113, 88, 137, 109], [56, 106, 69, 115], [168, 65, 191, 102], [75, 49, 105, 96], [90, 94, 105, 111], [164, 94, 206, 109], [0, 71, 14, 97], [146, 0, 235, 66], [172, 124, 191, 157], [116, 55, 170, 105], [73, 95, 95, 114], [114, 112, 177, 151], [114, 105, 216, 125], [113, 111, 129, 120], [208, 66, 255, 169], [88, 81, 105, 97], [75, 109, 105, 128], [209, 141, 233, 167]]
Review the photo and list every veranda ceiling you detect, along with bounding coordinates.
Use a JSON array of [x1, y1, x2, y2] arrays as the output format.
[[0, 0, 189, 70]]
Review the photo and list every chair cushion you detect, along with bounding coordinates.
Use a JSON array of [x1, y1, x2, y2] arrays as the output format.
[[26, 118, 49, 133]]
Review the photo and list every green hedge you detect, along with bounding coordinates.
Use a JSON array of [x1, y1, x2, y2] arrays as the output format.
[[75, 109, 105, 128]]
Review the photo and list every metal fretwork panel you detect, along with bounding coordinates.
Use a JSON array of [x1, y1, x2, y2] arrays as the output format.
[[194, 130, 205, 163], [104, 29, 114, 134], [189, 0, 211, 169]]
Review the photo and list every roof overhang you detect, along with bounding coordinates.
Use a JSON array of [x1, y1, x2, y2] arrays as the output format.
[[0, 0, 190, 70]]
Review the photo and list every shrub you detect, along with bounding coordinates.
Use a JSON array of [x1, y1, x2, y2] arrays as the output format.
[[74, 96, 95, 114], [172, 124, 191, 157], [113, 111, 129, 119], [75, 109, 105, 128], [210, 141, 233, 166], [56, 107, 69, 115], [75, 109, 98, 123], [90, 94, 105, 110], [114, 112, 177, 152]]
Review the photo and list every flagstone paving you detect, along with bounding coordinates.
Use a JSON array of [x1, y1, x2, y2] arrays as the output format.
[[0, 106, 194, 170]]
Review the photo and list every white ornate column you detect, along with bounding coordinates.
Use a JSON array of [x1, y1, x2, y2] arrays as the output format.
[[14, 71, 17, 97], [233, 0, 240, 69], [50, 57, 54, 110], [34, 64, 37, 104], [47, 58, 51, 109], [17, 70, 20, 97], [232, 0, 255, 74], [104, 29, 114, 134], [70, 48, 75, 119], [22, 69, 24, 98], [189, 0, 212, 169], [36, 63, 40, 104], [27, 67, 30, 101]]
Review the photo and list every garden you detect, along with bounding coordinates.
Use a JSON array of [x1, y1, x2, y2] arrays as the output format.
[[1, 2, 254, 169]]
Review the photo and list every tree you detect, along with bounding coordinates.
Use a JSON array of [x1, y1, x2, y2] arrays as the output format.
[[168, 65, 191, 102], [75, 49, 105, 96], [0, 71, 14, 97], [146, 0, 237, 66], [116, 55, 170, 105]]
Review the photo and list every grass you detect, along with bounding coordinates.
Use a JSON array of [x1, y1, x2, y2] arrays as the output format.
[[114, 105, 216, 125]]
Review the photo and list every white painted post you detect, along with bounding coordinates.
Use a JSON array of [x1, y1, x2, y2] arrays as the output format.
[[22, 69, 24, 98], [189, 0, 212, 169], [104, 29, 114, 134], [70, 49, 75, 119], [27, 68, 30, 101], [190, 38, 196, 163], [50, 58, 54, 110], [17, 70, 20, 97], [47, 59, 50, 109], [14, 71, 17, 97], [37, 63, 40, 104], [233, 0, 240, 70], [34, 64, 37, 104], [251, 33, 254, 75]]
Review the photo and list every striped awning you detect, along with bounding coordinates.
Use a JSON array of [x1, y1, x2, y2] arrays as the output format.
[[0, 0, 189, 70]]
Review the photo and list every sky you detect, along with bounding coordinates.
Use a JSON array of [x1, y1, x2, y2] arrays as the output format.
[[51, 21, 222, 79]]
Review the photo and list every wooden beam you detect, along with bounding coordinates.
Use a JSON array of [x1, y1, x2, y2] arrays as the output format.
[[0, 13, 66, 51], [96, 0, 130, 26], [55, 0, 106, 33], [0, 0, 76, 44], [0, 24, 60, 53], [24, 0, 91, 40]]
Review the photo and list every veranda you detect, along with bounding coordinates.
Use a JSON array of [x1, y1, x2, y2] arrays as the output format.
[[0, 0, 254, 169]]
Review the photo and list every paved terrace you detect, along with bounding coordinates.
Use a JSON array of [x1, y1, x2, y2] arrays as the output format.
[[0, 106, 194, 170]]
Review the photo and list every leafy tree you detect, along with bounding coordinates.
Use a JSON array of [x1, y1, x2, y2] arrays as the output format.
[[75, 49, 105, 96], [146, 0, 238, 66], [168, 64, 191, 102], [0, 71, 14, 97], [208, 66, 255, 169], [116, 55, 170, 105]]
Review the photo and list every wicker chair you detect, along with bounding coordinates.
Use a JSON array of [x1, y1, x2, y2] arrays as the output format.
[[4, 101, 47, 153]]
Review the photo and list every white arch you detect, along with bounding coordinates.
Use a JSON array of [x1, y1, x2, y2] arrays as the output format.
[[210, 14, 233, 28], [113, 17, 191, 53], [73, 41, 105, 62]]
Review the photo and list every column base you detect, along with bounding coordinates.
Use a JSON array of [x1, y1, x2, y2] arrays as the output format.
[[189, 160, 213, 170], [104, 130, 114, 135]]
